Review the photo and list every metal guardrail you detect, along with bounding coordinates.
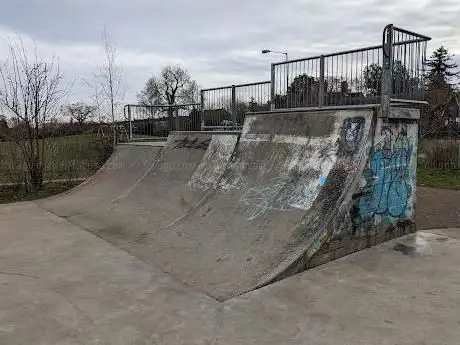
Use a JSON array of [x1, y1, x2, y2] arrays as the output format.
[[124, 103, 201, 141], [271, 45, 384, 109], [200, 81, 271, 130], [124, 24, 431, 140], [271, 24, 431, 112], [385, 25, 431, 103]]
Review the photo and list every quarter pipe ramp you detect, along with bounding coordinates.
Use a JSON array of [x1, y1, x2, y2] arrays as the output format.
[[38, 107, 418, 301]]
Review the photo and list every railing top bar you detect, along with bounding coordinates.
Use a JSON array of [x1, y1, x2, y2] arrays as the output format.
[[234, 80, 271, 88], [392, 25, 431, 41], [201, 81, 270, 92], [392, 38, 430, 47], [272, 54, 323, 66], [272, 26, 430, 68], [272, 44, 384, 66], [126, 103, 200, 108], [201, 85, 232, 92], [322, 44, 384, 58], [272, 38, 428, 67]]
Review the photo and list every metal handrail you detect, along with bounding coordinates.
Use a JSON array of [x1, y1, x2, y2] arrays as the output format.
[[201, 81, 270, 92], [273, 25, 430, 67], [125, 103, 201, 108], [392, 25, 431, 41]]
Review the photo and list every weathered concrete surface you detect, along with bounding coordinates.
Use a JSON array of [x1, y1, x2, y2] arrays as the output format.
[[127, 109, 375, 300], [0, 202, 219, 345], [37, 145, 162, 217], [37, 108, 420, 302], [40, 133, 239, 248], [1, 202, 459, 345]]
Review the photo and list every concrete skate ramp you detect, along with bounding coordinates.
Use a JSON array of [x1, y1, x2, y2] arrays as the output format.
[[125, 109, 374, 300], [38, 144, 162, 217], [52, 132, 239, 245]]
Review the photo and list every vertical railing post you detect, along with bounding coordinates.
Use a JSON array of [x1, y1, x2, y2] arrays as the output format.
[[319, 55, 325, 107], [285, 62, 289, 108], [231, 85, 237, 128], [382, 24, 394, 118], [127, 105, 133, 141], [174, 106, 179, 131], [200, 90, 205, 131], [270, 64, 276, 111]]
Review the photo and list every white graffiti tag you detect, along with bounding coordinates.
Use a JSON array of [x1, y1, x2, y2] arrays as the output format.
[[241, 176, 320, 220]]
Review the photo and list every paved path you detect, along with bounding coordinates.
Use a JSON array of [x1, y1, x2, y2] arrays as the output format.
[[417, 186, 460, 230], [1, 201, 459, 344]]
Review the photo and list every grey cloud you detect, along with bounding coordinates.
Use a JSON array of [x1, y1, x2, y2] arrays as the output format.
[[0, 0, 459, 101]]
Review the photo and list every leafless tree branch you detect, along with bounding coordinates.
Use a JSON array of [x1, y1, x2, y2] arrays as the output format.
[[0, 37, 64, 190]]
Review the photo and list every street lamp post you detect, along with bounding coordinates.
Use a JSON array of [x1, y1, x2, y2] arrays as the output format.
[[262, 50, 289, 107]]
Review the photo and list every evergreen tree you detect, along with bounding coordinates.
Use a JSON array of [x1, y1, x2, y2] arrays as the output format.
[[425, 46, 459, 90]]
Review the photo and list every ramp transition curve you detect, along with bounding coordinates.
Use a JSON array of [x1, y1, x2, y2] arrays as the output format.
[[38, 107, 418, 301]]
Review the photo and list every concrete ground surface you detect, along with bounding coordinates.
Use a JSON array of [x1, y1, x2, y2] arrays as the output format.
[[1, 201, 460, 345]]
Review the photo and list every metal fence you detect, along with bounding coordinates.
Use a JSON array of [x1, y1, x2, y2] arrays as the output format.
[[201, 81, 271, 130], [271, 25, 430, 110], [124, 24, 431, 139], [124, 103, 201, 140], [383, 25, 430, 103]]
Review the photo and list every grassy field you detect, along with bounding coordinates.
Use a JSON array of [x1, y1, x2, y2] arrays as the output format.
[[0, 135, 459, 204], [417, 167, 460, 190], [0, 133, 112, 203], [0, 134, 112, 184]]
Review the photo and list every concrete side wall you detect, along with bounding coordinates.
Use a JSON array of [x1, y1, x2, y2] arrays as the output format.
[[308, 115, 418, 268]]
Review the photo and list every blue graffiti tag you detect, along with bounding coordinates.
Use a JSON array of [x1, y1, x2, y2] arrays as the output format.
[[319, 175, 327, 186], [357, 128, 413, 222]]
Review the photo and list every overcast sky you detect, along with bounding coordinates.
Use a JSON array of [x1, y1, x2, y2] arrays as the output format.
[[0, 0, 459, 104]]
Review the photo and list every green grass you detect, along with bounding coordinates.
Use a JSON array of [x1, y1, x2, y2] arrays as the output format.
[[1, 134, 459, 204], [0, 181, 83, 204], [417, 166, 460, 190], [0, 134, 112, 184]]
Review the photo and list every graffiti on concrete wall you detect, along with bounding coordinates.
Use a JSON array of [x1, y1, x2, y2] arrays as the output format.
[[240, 153, 339, 220], [240, 116, 367, 220], [241, 176, 301, 220], [174, 137, 211, 150], [355, 124, 416, 228], [338, 116, 365, 155]]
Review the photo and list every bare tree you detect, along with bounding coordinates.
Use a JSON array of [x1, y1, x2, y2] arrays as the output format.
[[62, 102, 96, 126], [137, 65, 199, 116], [91, 26, 125, 145], [0, 38, 64, 190]]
